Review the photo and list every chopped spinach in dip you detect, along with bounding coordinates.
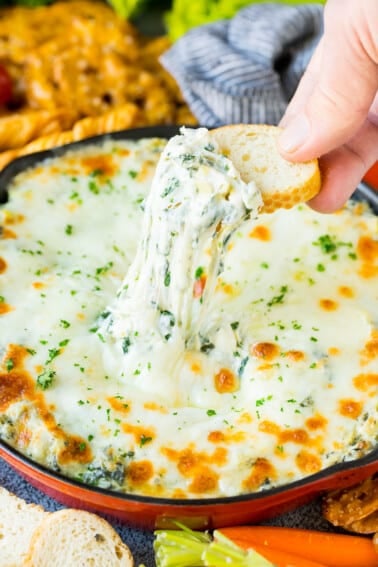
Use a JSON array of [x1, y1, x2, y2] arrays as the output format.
[[0, 129, 376, 498]]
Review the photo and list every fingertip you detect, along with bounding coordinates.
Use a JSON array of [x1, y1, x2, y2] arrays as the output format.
[[307, 150, 364, 213], [278, 114, 312, 155]]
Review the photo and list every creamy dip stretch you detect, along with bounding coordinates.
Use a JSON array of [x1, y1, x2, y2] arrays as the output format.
[[101, 128, 262, 400], [0, 131, 377, 498]]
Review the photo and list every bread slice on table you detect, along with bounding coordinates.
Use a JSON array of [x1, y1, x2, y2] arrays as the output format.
[[211, 124, 321, 213], [24, 508, 134, 567], [0, 487, 48, 567]]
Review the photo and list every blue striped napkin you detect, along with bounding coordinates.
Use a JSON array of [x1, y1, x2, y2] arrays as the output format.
[[162, 3, 324, 127]]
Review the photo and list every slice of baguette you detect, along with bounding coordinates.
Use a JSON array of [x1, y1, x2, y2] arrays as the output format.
[[0, 487, 48, 567], [210, 124, 321, 213], [24, 508, 134, 567]]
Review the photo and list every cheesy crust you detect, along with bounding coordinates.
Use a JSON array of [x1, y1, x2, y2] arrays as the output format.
[[0, 134, 377, 498]]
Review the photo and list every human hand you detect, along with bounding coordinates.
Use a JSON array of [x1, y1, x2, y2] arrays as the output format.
[[278, 0, 378, 212]]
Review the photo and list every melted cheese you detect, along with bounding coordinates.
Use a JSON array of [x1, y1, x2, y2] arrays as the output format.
[[100, 128, 262, 401], [0, 131, 377, 498]]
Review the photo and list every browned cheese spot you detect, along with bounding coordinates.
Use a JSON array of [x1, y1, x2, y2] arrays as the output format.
[[360, 330, 378, 365], [214, 368, 239, 393], [248, 225, 271, 241], [250, 342, 279, 361], [242, 458, 277, 491], [319, 298, 339, 311], [338, 285, 355, 298], [58, 435, 92, 465], [339, 399, 363, 420], [122, 423, 155, 445], [80, 154, 118, 179], [107, 396, 131, 414], [127, 460, 154, 486], [357, 236, 378, 278], [295, 450, 322, 474], [353, 373, 378, 394], [305, 413, 328, 431], [188, 467, 219, 494], [0, 302, 12, 316], [0, 257, 7, 274]]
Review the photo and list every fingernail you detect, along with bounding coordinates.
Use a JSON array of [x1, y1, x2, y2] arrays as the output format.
[[279, 114, 311, 153]]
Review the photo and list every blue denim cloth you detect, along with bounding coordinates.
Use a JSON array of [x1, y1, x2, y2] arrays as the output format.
[[162, 3, 323, 127]]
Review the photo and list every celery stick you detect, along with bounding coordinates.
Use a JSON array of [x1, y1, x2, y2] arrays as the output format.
[[153, 526, 276, 567], [154, 529, 209, 567]]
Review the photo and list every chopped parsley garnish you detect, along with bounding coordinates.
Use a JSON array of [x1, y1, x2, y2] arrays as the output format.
[[122, 337, 132, 354], [69, 190, 82, 204], [194, 266, 204, 279], [314, 234, 338, 254], [267, 285, 288, 307], [230, 321, 239, 330], [316, 263, 326, 272], [313, 234, 355, 258], [5, 358, 14, 372], [65, 224, 73, 235], [206, 409, 216, 416], [90, 168, 103, 177], [37, 369, 56, 390], [95, 261, 113, 276], [140, 434, 153, 446], [88, 180, 100, 195], [128, 170, 138, 179], [46, 347, 61, 363], [164, 266, 171, 287], [60, 319, 70, 328]]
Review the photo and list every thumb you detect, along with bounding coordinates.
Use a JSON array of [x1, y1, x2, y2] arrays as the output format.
[[278, 0, 378, 162]]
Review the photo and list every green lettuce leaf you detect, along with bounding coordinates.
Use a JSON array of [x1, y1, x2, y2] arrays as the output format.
[[165, 0, 326, 40]]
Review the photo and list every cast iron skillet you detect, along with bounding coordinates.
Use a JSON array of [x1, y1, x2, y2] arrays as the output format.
[[0, 126, 377, 530]]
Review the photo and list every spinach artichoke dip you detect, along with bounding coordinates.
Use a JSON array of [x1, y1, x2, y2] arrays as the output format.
[[0, 128, 377, 499]]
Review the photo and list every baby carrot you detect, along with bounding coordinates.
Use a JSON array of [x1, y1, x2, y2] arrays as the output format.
[[221, 538, 328, 567], [217, 527, 378, 567]]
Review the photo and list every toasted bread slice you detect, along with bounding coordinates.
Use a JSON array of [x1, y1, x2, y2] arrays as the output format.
[[0, 487, 48, 567], [24, 508, 133, 567], [211, 124, 321, 213]]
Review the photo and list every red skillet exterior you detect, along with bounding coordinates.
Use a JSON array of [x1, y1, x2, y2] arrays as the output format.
[[0, 127, 377, 530], [0, 442, 377, 530], [363, 161, 378, 191]]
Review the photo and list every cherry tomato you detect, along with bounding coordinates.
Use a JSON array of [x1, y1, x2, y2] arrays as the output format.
[[0, 64, 13, 106]]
